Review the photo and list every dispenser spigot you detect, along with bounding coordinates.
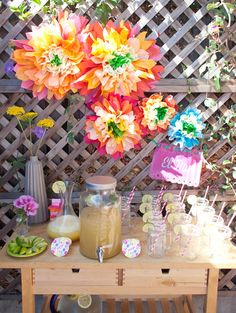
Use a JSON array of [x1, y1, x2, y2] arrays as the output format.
[[96, 247, 104, 263]]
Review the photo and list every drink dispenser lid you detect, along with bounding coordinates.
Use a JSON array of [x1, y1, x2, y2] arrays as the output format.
[[85, 176, 117, 190]]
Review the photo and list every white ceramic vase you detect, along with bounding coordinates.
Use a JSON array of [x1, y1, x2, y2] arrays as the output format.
[[25, 156, 49, 224]]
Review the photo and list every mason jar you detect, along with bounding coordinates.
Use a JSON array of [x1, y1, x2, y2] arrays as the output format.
[[79, 176, 121, 260]]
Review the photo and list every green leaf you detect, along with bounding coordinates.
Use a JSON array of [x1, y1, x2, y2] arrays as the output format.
[[222, 185, 231, 190], [233, 171, 236, 179], [67, 132, 75, 144], [204, 98, 216, 108], [222, 160, 231, 165], [214, 75, 221, 91], [207, 3, 220, 11], [31, 0, 41, 4]]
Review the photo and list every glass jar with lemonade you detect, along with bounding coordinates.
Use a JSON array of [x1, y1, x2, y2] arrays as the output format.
[[79, 176, 121, 260]]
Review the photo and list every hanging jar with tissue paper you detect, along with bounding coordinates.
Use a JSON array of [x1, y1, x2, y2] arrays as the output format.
[[79, 176, 121, 261], [47, 181, 80, 241]]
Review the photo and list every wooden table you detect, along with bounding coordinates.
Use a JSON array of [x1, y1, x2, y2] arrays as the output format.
[[0, 219, 236, 313]]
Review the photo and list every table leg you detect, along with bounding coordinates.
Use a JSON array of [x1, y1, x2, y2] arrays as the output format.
[[205, 268, 219, 313], [21, 268, 35, 313]]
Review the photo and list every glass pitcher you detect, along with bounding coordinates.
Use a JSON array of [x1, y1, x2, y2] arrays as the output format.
[[47, 181, 80, 241], [79, 176, 121, 261]]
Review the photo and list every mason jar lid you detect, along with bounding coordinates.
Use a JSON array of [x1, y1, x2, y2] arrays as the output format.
[[85, 176, 117, 190]]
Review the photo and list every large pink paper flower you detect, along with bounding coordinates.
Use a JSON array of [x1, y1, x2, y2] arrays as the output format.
[[73, 20, 164, 100], [12, 12, 88, 100], [84, 94, 142, 159]]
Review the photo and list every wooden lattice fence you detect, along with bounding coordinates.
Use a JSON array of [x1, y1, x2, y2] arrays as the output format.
[[0, 0, 236, 296]]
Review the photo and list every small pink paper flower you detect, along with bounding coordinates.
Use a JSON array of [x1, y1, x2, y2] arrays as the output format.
[[14, 195, 39, 216]]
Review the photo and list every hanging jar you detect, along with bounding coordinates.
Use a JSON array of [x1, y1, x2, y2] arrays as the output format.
[[79, 176, 121, 261], [47, 181, 80, 241]]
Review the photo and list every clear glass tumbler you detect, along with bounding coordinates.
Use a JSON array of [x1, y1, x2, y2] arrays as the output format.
[[191, 197, 209, 217], [196, 206, 215, 227], [180, 224, 201, 260], [147, 222, 166, 258]]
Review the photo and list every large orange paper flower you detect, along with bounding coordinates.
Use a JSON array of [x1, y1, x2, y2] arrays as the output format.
[[135, 94, 178, 135], [12, 12, 88, 100], [73, 20, 164, 100], [84, 94, 142, 159]]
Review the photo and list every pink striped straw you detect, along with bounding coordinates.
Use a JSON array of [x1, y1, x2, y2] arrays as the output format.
[[204, 186, 209, 199], [155, 186, 164, 205], [181, 190, 187, 204], [127, 186, 136, 209], [227, 212, 236, 227], [211, 194, 218, 208], [217, 202, 226, 222], [178, 184, 184, 196]]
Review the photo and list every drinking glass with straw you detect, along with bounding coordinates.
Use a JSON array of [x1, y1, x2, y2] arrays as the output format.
[[179, 224, 201, 260], [121, 186, 136, 234]]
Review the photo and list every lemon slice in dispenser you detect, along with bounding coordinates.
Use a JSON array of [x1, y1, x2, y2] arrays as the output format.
[[77, 295, 92, 309], [52, 181, 66, 194], [142, 223, 155, 233]]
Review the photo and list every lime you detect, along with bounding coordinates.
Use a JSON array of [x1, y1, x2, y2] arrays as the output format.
[[139, 203, 152, 213], [162, 192, 174, 203], [52, 181, 66, 194], [166, 203, 177, 213], [187, 195, 197, 205], [142, 211, 153, 223], [142, 223, 155, 233], [77, 295, 92, 309], [142, 195, 153, 203]]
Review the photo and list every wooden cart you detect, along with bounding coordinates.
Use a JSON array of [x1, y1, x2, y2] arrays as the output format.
[[0, 219, 235, 313]]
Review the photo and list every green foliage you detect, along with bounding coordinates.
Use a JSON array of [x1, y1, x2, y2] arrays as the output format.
[[199, 1, 236, 91], [10, 0, 119, 23]]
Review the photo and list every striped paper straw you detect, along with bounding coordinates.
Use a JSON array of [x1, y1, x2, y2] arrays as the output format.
[[126, 186, 136, 209]]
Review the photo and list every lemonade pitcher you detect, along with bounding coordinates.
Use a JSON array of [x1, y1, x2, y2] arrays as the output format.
[[47, 181, 80, 241], [79, 176, 121, 261]]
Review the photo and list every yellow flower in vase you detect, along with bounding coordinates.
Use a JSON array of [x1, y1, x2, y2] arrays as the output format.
[[18, 112, 38, 122], [37, 118, 55, 128], [6, 106, 25, 116]]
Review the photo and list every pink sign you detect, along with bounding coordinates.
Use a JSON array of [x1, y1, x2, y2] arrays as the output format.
[[149, 143, 203, 187]]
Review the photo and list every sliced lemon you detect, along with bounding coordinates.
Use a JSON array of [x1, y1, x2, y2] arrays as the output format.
[[173, 224, 182, 235], [52, 181, 66, 194], [187, 195, 197, 205], [68, 294, 79, 300], [167, 213, 177, 224], [162, 192, 174, 203], [142, 223, 155, 233], [139, 203, 152, 213], [166, 203, 177, 213], [77, 295, 92, 309], [142, 195, 153, 203], [143, 211, 153, 223]]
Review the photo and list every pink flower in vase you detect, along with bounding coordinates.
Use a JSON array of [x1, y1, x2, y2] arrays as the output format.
[[14, 195, 39, 216]]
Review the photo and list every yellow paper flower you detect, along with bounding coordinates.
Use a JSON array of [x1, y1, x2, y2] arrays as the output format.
[[12, 12, 88, 100], [18, 112, 38, 122], [6, 106, 25, 116], [37, 118, 55, 128]]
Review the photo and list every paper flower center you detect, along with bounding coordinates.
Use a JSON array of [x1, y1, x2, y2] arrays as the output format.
[[107, 120, 124, 138], [108, 52, 133, 70], [182, 122, 197, 136], [50, 54, 63, 67], [155, 107, 168, 122]]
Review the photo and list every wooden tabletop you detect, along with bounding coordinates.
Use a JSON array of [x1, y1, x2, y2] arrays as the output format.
[[0, 218, 236, 270]]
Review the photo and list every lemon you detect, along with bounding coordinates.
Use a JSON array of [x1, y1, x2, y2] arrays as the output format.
[[52, 181, 66, 194], [173, 224, 182, 235], [68, 295, 79, 301], [142, 195, 153, 203], [142, 211, 153, 223], [77, 295, 92, 309], [142, 223, 155, 233], [139, 203, 152, 213], [187, 195, 197, 205], [167, 213, 177, 224], [166, 203, 177, 213], [162, 192, 174, 202]]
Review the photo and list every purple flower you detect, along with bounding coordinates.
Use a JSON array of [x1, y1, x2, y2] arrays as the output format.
[[33, 126, 45, 139], [14, 195, 39, 217], [5, 60, 15, 75]]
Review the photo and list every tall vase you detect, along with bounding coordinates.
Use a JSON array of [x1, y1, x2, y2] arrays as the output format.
[[25, 156, 49, 224]]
